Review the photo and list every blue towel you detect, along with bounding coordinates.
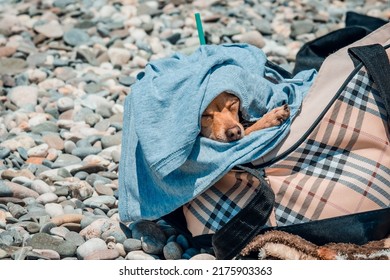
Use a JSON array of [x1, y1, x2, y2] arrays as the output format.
[[119, 43, 316, 221]]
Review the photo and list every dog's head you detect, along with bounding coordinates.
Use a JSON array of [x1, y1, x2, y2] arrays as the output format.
[[200, 92, 244, 142]]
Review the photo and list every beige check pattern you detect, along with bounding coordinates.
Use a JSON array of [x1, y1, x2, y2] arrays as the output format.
[[266, 69, 390, 226], [184, 68, 390, 236]]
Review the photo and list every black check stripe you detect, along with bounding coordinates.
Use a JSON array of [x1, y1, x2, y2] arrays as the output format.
[[269, 69, 390, 226], [274, 203, 310, 225], [343, 70, 387, 119], [187, 172, 260, 233], [281, 141, 390, 200]]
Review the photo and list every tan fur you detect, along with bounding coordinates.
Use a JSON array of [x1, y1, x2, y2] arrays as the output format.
[[200, 92, 290, 142]]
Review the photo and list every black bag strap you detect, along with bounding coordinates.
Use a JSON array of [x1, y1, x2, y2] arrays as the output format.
[[348, 44, 390, 127], [212, 167, 275, 260], [259, 208, 390, 247]]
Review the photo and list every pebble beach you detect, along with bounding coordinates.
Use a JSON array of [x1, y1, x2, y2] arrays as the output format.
[[0, 0, 389, 260]]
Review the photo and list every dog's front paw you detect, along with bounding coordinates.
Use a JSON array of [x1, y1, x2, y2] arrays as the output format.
[[269, 104, 290, 125]]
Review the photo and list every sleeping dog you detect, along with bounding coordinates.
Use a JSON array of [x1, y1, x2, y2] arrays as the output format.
[[200, 92, 290, 142]]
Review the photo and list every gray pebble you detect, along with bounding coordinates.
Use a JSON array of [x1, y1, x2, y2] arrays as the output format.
[[25, 222, 41, 233], [52, 154, 82, 168], [63, 28, 90, 46], [65, 231, 85, 247], [132, 220, 167, 255], [8, 202, 27, 219], [176, 234, 190, 250], [167, 235, 177, 243], [74, 171, 89, 180], [16, 147, 28, 161], [57, 97, 74, 112], [64, 140, 77, 154], [123, 238, 142, 252], [31, 179, 52, 195], [57, 168, 72, 178], [36, 193, 58, 204], [86, 174, 112, 186], [85, 113, 102, 127], [45, 203, 64, 217], [101, 229, 126, 244], [40, 222, 57, 234], [0, 248, 8, 259], [118, 76, 136, 86], [163, 241, 183, 260], [0, 231, 16, 246], [83, 195, 116, 208], [0, 147, 11, 159], [80, 215, 107, 229], [101, 133, 122, 148], [27, 232, 77, 258], [50, 226, 70, 238], [71, 147, 102, 159], [182, 248, 200, 259], [291, 20, 316, 38], [31, 122, 59, 134]]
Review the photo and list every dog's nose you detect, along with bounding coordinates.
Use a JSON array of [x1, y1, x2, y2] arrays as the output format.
[[226, 126, 242, 142]]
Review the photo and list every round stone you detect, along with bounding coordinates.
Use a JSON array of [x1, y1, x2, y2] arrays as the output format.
[[84, 249, 120, 260], [64, 141, 77, 154], [176, 234, 190, 250], [8, 86, 38, 108], [0, 58, 28, 75], [27, 232, 77, 258], [1, 181, 39, 199], [57, 97, 74, 112], [65, 231, 85, 247], [182, 248, 200, 259], [50, 226, 70, 238], [163, 242, 183, 260], [123, 238, 142, 252], [76, 238, 107, 259], [30, 122, 58, 134], [190, 253, 216, 260], [52, 154, 82, 168], [34, 21, 64, 38], [0, 147, 11, 159], [45, 203, 64, 217], [83, 195, 116, 208], [71, 147, 102, 159], [125, 250, 156, 260], [107, 47, 131, 65], [131, 220, 167, 255], [31, 180, 52, 195], [63, 28, 90, 46], [27, 143, 49, 157], [36, 193, 58, 204]]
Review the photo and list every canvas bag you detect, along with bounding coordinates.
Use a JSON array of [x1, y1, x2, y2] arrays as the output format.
[[163, 22, 390, 259]]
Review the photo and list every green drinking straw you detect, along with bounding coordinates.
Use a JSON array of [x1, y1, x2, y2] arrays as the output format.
[[195, 13, 206, 45]]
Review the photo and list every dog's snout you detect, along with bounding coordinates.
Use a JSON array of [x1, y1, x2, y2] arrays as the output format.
[[226, 126, 242, 142]]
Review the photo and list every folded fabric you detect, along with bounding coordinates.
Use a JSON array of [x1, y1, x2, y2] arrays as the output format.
[[119, 43, 317, 221]]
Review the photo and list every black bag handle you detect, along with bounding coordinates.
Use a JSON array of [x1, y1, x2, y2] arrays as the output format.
[[212, 167, 275, 260], [348, 44, 390, 127]]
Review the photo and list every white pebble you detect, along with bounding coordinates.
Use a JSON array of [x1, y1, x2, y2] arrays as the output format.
[[36, 193, 59, 204], [27, 143, 49, 157], [45, 203, 65, 218]]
